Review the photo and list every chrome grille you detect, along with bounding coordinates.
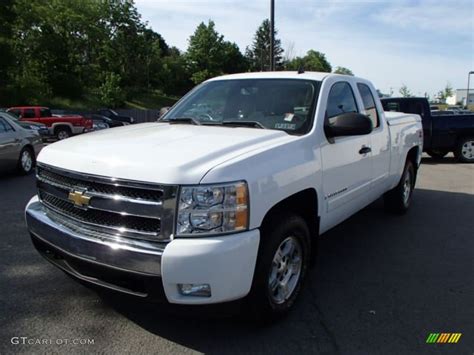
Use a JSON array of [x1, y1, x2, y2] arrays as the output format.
[[36, 163, 178, 242], [37, 166, 163, 202]]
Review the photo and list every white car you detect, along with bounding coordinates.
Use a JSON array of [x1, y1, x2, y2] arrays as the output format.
[[25, 72, 423, 319]]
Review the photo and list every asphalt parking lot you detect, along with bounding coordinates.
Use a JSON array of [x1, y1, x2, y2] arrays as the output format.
[[0, 154, 473, 355]]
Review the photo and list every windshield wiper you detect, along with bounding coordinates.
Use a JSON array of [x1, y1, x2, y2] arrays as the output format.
[[166, 117, 201, 125], [221, 120, 266, 129]]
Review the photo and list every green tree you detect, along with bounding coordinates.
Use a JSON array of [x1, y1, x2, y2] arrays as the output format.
[[99, 72, 124, 108], [186, 20, 247, 84], [0, 0, 16, 103], [158, 50, 192, 96], [286, 50, 332, 72], [438, 83, 453, 101], [246, 19, 284, 71], [334, 66, 354, 76], [399, 84, 412, 97]]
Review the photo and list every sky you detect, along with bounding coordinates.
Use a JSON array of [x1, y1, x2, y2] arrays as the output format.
[[135, 0, 474, 97]]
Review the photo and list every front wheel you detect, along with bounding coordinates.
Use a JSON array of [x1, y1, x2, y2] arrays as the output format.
[[17, 147, 34, 175], [248, 214, 311, 320], [384, 160, 415, 214], [56, 127, 71, 140], [454, 137, 474, 163]]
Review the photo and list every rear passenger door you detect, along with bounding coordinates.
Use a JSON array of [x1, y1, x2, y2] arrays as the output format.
[[0, 116, 20, 170], [22, 108, 39, 123], [357, 83, 391, 200], [320, 81, 373, 229]]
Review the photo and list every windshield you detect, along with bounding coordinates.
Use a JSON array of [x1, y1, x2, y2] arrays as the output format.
[[163, 79, 321, 135]]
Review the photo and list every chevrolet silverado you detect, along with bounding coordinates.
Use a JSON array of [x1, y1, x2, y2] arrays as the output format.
[[25, 72, 423, 319]]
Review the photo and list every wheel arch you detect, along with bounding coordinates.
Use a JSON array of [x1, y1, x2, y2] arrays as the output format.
[[52, 123, 73, 133], [260, 188, 319, 240]]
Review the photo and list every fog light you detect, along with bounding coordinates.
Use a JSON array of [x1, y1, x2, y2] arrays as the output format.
[[178, 283, 211, 297]]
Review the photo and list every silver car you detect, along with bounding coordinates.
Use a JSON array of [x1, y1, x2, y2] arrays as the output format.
[[0, 112, 43, 174]]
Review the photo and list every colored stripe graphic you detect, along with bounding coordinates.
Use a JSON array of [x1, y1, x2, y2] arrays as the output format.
[[426, 333, 439, 343], [427, 333, 462, 344], [449, 333, 462, 343], [437, 333, 449, 343]]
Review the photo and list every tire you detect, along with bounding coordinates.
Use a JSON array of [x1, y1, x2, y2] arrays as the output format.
[[55, 127, 71, 140], [384, 160, 415, 214], [426, 149, 448, 159], [454, 137, 474, 163], [17, 147, 35, 175], [248, 213, 311, 321]]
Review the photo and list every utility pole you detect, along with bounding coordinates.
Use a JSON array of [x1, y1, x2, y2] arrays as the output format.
[[270, 0, 275, 71]]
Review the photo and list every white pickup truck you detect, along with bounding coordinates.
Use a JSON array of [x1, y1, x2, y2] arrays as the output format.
[[25, 72, 423, 318]]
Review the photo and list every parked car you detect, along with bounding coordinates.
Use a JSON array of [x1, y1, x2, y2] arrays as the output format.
[[431, 110, 454, 116], [382, 97, 474, 162], [6, 106, 93, 140], [97, 109, 134, 124], [0, 109, 51, 141], [85, 114, 126, 128], [26, 72, 422, 319], [447, 105, 462, 112], [0, 112, 43, 174]]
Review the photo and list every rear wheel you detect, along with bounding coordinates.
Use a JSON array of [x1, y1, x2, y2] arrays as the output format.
[[17, 147, 34, 175], [248, 214, 311, 321], [55, 127, 71, 140], [454, 137, 474, 163], [426, 149, 448, 159], [384, 160, 415, 214]]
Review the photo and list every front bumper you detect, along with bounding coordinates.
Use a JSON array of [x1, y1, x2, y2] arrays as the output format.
[[25, 196, 260, 304]]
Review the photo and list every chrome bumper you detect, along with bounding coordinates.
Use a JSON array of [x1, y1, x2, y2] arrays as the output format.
[[25, 197, 164, 276]]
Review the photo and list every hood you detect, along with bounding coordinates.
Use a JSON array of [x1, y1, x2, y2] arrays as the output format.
[[38, 122, 293, 184]]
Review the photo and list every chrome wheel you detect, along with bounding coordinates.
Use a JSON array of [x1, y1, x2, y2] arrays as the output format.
[[57, 130, 70, 140], [402, 169, 412, 205], [21, 150, 33, 172], [461, 140, 474, 160], [268, 236, 303, 304]]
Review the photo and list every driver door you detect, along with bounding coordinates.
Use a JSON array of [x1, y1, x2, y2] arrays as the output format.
[[320, 81, 373, 229]]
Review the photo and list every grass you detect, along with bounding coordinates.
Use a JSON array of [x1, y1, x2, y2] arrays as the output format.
[[43, 90, 179, 111], [124, 91, 179, 110]]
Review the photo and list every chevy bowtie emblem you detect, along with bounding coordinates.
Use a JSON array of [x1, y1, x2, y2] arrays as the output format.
[[68, 190, 91, 208]]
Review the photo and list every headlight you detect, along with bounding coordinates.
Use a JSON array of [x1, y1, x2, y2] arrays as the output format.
[[29, 125, 41, 131], [177, 181, 248, 236]]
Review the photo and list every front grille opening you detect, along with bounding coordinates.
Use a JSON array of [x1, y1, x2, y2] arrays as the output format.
[[40, 191, 161, 235], [37, 166, 163, 202]]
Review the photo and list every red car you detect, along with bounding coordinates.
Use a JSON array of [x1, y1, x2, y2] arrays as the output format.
[[7, 106, 93, 140]]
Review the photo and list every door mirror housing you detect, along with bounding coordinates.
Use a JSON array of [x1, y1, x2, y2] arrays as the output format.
[[325, 112, 373, 138], [158, 107, 170, 120]]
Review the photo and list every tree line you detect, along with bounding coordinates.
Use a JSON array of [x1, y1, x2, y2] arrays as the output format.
[[0, 0, 354, 108]]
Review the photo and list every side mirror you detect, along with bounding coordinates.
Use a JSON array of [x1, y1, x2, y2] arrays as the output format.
[[325, 112, 373, 138], [158, 107, 170, 120]]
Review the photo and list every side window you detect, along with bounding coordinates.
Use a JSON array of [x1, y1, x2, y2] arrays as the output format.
[[0, 117, 14, 133], [7, 108, 21, 117], [40, 108, 52, 117], [326, 82, 358, 119], [383, 102, 400, 112], [23, 108, 36, 118], [357, 83, 379, 128], [0, 118, 7, 133], [404, 101, 425, 118]]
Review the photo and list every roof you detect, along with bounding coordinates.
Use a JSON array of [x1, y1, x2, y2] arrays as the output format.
[[207, 71, 361, 82]]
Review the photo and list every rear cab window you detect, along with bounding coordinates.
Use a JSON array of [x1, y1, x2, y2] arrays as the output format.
[[357, 83, 380, 128], [23, 108, 36, 119], [40, 108, 52, 117]]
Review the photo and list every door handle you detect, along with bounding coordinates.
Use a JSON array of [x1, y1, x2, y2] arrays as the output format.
[[359, 146, 371, 155]]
